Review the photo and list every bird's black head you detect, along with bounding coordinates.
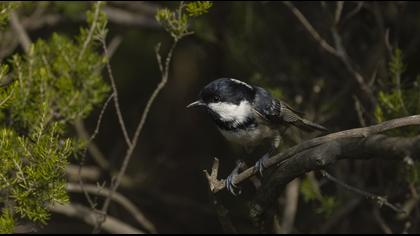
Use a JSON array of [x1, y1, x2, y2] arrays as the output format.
[[187, 78, 255, 109], [187, 78, 256, 128]]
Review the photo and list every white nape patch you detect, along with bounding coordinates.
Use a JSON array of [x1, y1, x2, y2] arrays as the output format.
[[208, 100, 252, 124], [229, 78, 253, 90]]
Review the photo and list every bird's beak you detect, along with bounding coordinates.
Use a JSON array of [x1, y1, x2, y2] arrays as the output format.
[[186, 100, 205, 108]]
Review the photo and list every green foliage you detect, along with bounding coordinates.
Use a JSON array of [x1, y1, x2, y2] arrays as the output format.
[[404, 161, 420, 184], [375, 47, 420, 194], [389, 48, 406, 80], [0, 209, 14, 233], [54, 2, 89, 20], [300, 176, 319, 202], [315, 196, 338, 217], [155, 1, 212, 41], [185, 1, 213, 17], [300, 176, 339, 217], [375, 48, 419, 126], [0, 2, 109, 230]]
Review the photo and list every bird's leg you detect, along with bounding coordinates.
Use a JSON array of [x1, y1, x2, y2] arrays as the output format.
[[254, 148, 275, 177], [226, 159, 247, 196], [254, 127, 287, 176]]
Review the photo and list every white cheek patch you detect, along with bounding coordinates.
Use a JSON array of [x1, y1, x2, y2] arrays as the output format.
[[229, 78, 253, 90], [208, 100, 252, 123]]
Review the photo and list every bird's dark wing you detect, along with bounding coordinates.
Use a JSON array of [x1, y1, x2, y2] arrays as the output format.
[[252, 87, 286, 123], [281, 101, 305, 116], [253, 87, 328, 132]]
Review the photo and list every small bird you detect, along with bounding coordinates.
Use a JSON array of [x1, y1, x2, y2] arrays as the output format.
[[187, 78, 328, 195]]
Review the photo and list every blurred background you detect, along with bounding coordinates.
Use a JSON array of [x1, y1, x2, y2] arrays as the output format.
[[5, 1, 420, 233]]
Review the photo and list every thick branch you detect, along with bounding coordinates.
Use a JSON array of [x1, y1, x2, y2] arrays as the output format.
[[206, 115, 420, 193], [251, 134, 420, 217]]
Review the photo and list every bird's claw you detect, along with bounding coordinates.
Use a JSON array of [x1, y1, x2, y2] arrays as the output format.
[[254, 154, 270, 177], [226, 172, 242, 196], [225, 160, 246, 196]]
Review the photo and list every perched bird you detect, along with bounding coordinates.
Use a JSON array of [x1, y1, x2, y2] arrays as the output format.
[[187, 78, 328, 195]]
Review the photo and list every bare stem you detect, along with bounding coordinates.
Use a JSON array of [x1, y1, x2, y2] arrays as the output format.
[[93, 39, 179, 233], [79, 1, 101, 60], [9, 10, 31, 53], [321, 170, 405, 214], [101, 39, 132, 147]]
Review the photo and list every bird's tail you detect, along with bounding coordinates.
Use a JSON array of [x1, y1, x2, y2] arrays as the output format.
[[293, 118, 329, 133]]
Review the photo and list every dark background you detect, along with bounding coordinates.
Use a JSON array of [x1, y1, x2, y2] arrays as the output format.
[[11, 1, 419, 233]]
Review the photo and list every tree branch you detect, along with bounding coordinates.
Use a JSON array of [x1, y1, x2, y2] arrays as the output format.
[[282, 1, 338, 56], [101, 37, 132, 148], [48, 203, 145, 234], [278, 178, 300, 233], [283, 1, 376, 111], [66, 183, 156, 233], [321, 170, 404, 214], [205, 115, 420, 194], [94, 37, 180, 233], [103, 6, 159, 28], [250, 133, 420, 219], [9, 10, 31, 53], [79, 1, 101, 60]]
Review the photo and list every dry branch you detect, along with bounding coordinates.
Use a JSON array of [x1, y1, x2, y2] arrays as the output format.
[[283, 1, 376, 110], [66, 183, 156, 233], [48, 203, 145, 234], [251, 133, 420, 218], [205, 115, 420, 193], [9, 10, 31, 53]]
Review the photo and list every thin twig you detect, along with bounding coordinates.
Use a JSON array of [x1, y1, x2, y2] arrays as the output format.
[[283, 1, 376, 109], [282, 1, 338, 56], [334, 1, 344, 25], [103, 6, 159, 28], [74, 94, 113, 169], [130, 40, 178, 147], [106, 35, 123, 59], [76, 93, 114, 214], [67, 183, 157, 233], [91, 93, 114, 143], [101, 39, 132, 147], [94, 38, 180, 233], [9, 10, 31, 53], [48, 203, 145, 234], [353, 95, 367, 127], [342, 1, 364, 23], [373, 207, 393, 234], [321, 170, 405, 214], [66, 165, 101, 182], [79, 1, 101, 60], [0, 86, 15, 107]]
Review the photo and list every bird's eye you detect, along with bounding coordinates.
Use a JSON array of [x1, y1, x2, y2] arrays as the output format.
[[213, 96, 220, 102]]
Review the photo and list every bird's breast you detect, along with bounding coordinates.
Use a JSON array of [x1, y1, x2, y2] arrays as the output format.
[[218, 124, 275, 148]]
